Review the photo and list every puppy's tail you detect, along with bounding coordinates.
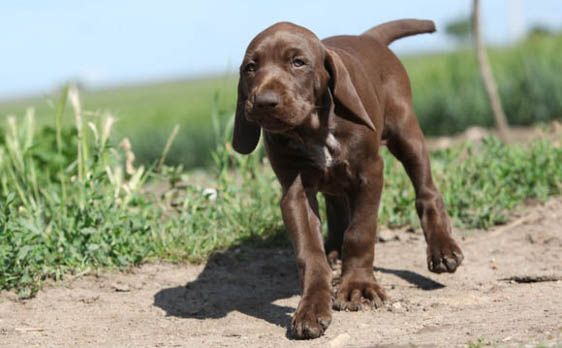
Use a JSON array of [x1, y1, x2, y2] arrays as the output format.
[[362, 19, 436, 46]]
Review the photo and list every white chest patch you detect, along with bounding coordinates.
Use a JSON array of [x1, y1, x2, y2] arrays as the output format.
[[324, 133, 339, 167], [295, 133, 340, 170]]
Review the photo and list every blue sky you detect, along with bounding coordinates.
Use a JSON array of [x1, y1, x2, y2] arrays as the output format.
[[1, 0, 560, 99]]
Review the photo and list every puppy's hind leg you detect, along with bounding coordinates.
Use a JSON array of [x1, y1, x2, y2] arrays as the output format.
[[323, 194, 351, 268], [333, 158, 388, 311], [385, 104, 464, 274]]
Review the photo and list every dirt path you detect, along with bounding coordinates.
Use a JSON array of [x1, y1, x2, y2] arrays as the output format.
[[1, 198, 561, 347]]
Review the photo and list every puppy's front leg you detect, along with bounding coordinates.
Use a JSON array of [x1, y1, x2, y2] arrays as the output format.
[[281, 174, 332, 339]]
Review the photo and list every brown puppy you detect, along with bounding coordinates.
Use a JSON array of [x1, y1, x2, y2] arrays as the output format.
[[232, 19, 463, 339]]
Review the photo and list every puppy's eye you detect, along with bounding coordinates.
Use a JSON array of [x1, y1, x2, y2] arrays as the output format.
[[292, 58, 306, 67], [245, 62, 257, 72]]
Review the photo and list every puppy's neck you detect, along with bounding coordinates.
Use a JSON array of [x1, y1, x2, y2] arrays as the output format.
[[287, 91, 334, 145], [279, 99, 340, 170]]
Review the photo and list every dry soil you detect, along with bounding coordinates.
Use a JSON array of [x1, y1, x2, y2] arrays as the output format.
[[1, 198, 561, 348]]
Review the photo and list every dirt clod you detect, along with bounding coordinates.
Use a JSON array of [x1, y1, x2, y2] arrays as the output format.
[[111, 282, 131, 292], [500, 275, 562, 283]]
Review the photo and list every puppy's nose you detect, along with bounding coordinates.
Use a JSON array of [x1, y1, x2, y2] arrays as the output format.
[[254, 92, 280, 110]]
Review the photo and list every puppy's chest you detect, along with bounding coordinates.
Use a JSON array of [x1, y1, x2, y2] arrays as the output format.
[[287, 134, 354, 189], [288, 133, 340, 170]]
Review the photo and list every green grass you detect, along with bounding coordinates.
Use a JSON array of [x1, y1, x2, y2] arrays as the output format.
[[0, 106, 285, 298], [381, 136, 562, 229], [1, 89, 561, 297], [404, 33, 562, 135], [1, 34, 560, 169], [466, 338, 492, 348], [0, 75, 238, 169]]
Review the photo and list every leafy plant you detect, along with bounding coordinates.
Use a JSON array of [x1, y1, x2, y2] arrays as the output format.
[[0, 88, 283, 297]]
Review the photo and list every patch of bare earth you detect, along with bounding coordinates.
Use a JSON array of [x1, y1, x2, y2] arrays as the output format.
[[1, 198, 561, 347]]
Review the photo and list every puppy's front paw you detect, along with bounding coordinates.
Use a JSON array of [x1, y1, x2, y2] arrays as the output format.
[[291, 293, 332, 339], [427, 235, 464, 273], [333, 274, 387, 311]]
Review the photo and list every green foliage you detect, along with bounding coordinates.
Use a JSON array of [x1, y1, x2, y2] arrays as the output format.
[[0, 91, 283, 297], [404, 34, 562, 136], [381, 137, 562, 229], [466, 338, 492, 348], [0, 76, 238, 169]]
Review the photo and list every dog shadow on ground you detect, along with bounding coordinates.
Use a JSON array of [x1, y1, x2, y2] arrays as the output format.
[[153, 246, 300, 328], [153, 243, 445, 331], [375, 266, 445, 290]]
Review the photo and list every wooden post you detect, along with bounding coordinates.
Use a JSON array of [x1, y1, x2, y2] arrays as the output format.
[[473, 0, 510, 141]]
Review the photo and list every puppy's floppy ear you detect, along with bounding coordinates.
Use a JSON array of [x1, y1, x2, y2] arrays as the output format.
[[325, 48, 376, 131], [232, 78, 261, 154]]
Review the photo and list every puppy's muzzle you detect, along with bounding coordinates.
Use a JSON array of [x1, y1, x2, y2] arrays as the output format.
[[253, 91, 281, 111], [247, 91, 293, 131]]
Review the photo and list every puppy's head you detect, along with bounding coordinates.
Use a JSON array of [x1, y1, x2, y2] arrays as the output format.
[[233, 22, 374, 154]]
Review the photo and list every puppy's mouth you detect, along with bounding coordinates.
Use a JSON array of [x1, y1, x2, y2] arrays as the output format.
[[255, 117, 293, 133], [246, 106, 294, 133], [245, 100, 314, 133]]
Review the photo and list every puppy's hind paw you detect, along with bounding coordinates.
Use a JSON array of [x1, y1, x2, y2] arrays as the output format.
[[427, 236, 464, 273]]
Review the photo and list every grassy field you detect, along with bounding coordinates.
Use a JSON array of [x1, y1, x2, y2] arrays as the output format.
[[405, 33, 562, 135], [0, 76, 238, 169], [1, 88, 561, 296], [1, 33, 560, 169]]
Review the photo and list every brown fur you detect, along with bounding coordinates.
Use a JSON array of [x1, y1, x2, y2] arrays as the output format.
[[232, 19, 463, 339]]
